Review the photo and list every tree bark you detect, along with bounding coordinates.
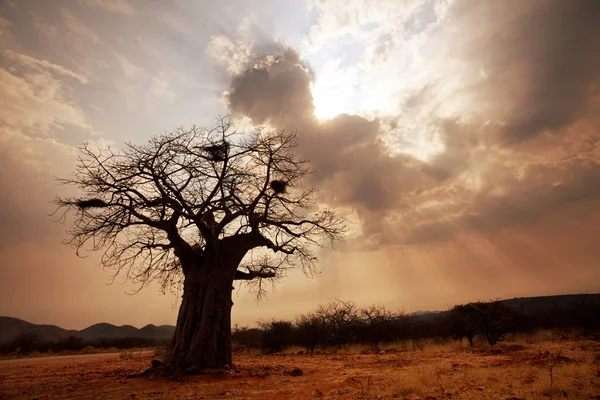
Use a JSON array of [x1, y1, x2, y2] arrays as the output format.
[[164, 261, 234, 371], [163, 235, 262, 371]]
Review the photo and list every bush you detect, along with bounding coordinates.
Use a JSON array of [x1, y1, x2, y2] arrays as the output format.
[[11, 332, 41, 355], [53, 336, 85, 352], [295, 313, 328, 353], [259, 319, 294, 353], [232, 325, 262, 349], [446, 301, 515, 346]]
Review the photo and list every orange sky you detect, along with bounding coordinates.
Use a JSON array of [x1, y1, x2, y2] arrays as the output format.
[[1, 0, 599, 330]]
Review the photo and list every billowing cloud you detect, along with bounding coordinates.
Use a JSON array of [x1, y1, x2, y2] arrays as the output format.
[[224, 0, 600, 253], [442, 0, 600, 145], [1, 0, 600, 330], [228, 48, 315, 125]]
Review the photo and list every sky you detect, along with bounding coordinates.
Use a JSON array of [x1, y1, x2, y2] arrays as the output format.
[[1, 0, 599, 330]]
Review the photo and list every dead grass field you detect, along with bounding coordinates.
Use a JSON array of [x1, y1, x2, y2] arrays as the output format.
[[1, 338, 599, 400]]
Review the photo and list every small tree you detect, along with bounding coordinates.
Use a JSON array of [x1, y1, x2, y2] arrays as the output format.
[[357, 305, 396, 344], [11, 332, 40, 355], [472, 301, 513, 346], [450, 301, 513, 346], [449, 304, 478, 346], [54, 118, 345, 371], [295, 310, 329, 353], [317, 300, 359, 347]]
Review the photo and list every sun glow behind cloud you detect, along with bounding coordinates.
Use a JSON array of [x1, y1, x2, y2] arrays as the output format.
[[310, 81, 348, 120], [301, 0, 457, 162], [308, 66, 447, 161]]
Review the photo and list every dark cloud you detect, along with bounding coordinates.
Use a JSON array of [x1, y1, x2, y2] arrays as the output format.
[[449, 0, 600, 144], [404, 157, 600, 244], [227, 48, 315, 125], [227, 0, 600, 250], [226, 49, 476, 241], [226, 50, 436, 214]]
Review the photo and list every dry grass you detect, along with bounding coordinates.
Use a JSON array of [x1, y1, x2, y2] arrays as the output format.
[[0, 346, 154, 361], [120, 350, 145, 360], [1, 338, 599, 399]]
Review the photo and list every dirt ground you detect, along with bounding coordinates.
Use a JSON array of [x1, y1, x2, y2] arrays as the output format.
[[1, 339, 599, 400]]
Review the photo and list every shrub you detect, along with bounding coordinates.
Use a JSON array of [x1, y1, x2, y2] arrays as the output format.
[[259, 319, 294, 353]]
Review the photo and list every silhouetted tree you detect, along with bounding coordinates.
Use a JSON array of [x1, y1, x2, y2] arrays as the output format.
[[450, 301, 513, 346], [54, 118, 345, 371], [317, 300, 360, 347], [294, 314, 326, 353], [357, 305, 397, 344], [472, 301, 514, 346], [449, 304, 478, 346], [11, 332, 39, 355]]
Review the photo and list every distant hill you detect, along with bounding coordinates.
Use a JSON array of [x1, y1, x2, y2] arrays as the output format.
[[498, 293, 600, 315], [138, 324, 178, 339], [0, 317, 78, 344], [78, 323, 141, 340], [410, 293, 600, 321], [0, 317, 175, 344]]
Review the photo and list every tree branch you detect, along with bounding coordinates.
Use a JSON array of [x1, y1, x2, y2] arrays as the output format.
[[53, 118, 345, 295], [234, 269, 276, 281]]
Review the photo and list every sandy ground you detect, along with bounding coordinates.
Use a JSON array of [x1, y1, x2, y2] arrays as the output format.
[[1, 340, 599, 400]]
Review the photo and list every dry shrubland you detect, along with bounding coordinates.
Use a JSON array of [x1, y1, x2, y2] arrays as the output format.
[[1, 335, 600, 400], [2, 298, 599, 398]]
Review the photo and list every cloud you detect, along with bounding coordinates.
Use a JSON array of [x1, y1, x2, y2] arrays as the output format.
[[225, 48, 472, 243], [145, 74, 175, 113], [78, 0, 136, 15], [227, 48, 315, 125], [0, 30, 98, 247], [1, 0, 599, 325], [441, 0, 600, 145], [4, 50, 89, 84], [205, 18, 255, 76], [114, 53, 144, 79], [29, 11, 58, 39], [0, 68, 89, 134], [61, 8, 102, 44], [403, 158, 600, 244], [223, 0, 600, 252]]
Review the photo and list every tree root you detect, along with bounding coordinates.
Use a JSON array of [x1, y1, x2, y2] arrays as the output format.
[[127, 359, 235, 380], [127, 359, 167, 379]]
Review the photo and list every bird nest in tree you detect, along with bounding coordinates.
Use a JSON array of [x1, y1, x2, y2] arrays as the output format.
[[202, 142, 229, 162], [270, 180, 288, 194], [75, 198, 108, 209]]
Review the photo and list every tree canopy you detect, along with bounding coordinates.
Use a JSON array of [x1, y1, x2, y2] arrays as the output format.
[[54, 118, 346, 296]]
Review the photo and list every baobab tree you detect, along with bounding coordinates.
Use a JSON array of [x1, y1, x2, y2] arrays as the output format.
[[54, 118, 345, 371]]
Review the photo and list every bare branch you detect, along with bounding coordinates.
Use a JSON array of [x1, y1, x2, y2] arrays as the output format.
[[54, 117, 346, 294]]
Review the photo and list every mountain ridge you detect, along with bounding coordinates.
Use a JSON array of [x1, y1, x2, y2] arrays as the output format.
[[0, 317, 175, 344]]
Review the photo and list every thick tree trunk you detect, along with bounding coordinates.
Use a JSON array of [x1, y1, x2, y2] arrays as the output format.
[[163, 235, 259, 372], [164, 265, 234, 371]]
